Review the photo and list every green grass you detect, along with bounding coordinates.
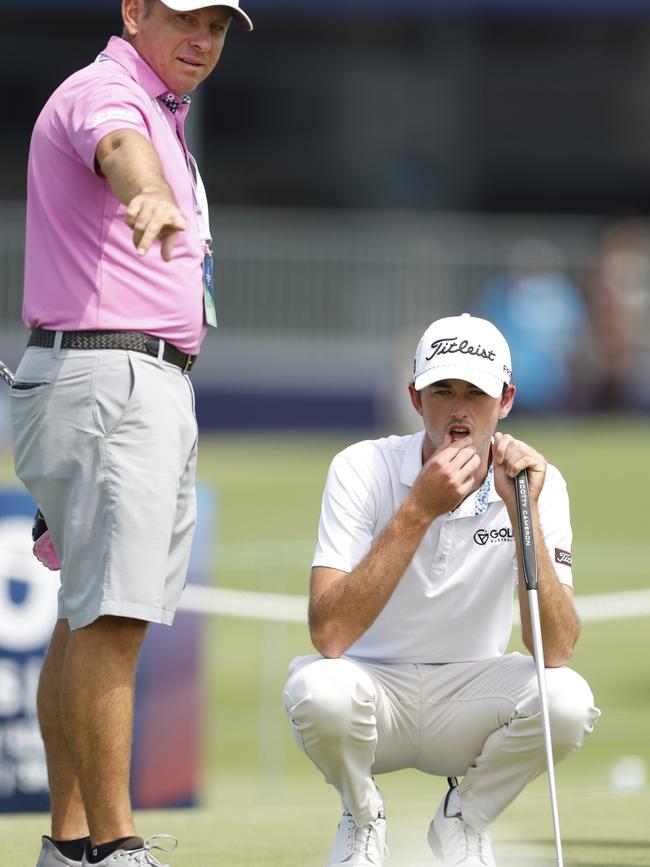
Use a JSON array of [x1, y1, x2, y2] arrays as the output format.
[[1, 417, 649, 865]]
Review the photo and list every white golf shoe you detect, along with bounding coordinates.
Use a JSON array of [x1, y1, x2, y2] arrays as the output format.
[[428, 780, 496, 866], [36, 837, 82, 866], [326, 792, 388, 866], [80, 836, 178, 866]]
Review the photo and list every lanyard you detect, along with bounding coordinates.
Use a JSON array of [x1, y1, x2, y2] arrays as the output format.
[[151, 96, 212, 246], [188, 153, 211, 247], [152, 95, 217, 327]]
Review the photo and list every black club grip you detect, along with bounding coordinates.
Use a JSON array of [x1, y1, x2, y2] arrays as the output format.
[[515, 470, 537, 592]]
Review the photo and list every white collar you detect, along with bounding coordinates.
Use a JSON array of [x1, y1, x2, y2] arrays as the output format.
[[400, 430, 426, 488]]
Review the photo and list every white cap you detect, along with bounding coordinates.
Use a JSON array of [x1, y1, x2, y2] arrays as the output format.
[[413, 313, 512, 398], [161, 0, 253, 32]]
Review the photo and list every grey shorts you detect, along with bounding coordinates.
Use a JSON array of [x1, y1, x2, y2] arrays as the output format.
[[10, 345, 198, 630]]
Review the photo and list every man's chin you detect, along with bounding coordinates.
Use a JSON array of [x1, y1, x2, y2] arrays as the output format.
[[165, 66, 208, 95], [473, 437, 491, 455]]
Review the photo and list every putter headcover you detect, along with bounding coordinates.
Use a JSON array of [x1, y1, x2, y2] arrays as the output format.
[[32, 509, 61, 571]]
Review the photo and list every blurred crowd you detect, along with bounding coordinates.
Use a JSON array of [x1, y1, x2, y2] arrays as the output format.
[[473, 218, 650, 414]]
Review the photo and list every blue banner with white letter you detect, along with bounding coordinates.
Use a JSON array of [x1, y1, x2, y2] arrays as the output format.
[[0, 491, 55, 812], [0, 487, 214, 812]]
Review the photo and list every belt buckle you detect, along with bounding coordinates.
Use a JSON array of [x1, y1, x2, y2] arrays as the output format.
[[182, 354, 193, 374], [145, 336, 160, 358]]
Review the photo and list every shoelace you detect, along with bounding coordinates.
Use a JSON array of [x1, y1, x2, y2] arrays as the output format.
[[124, 836, 178, 866], [450, 818, 491, 864], [342, 815, 387, 863]]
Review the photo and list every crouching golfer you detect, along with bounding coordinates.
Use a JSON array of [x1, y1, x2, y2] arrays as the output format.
[[283, 313, 600, 866]]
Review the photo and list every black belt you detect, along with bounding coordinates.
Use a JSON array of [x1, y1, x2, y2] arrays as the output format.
[[27, 328, 196, 374]]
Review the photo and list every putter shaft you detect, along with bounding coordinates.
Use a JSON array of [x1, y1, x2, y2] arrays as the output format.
[[515, 470, 564, 867]]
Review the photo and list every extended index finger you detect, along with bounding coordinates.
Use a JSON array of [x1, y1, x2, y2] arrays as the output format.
[[135, 212, 186, 257], [160, 230, 181, 262]]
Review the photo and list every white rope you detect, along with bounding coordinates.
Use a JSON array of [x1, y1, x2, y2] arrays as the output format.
[[180, 583, 308, 623], [178, 584, 650, 624], [4, 524, 647, 625]]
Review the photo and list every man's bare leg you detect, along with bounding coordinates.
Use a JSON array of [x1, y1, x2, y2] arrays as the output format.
[[61, 616, 148, 846], [37, 619, 89, 841], [36, 620, 88, 840]]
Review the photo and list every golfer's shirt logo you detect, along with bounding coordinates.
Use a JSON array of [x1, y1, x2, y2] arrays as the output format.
[[474, 527, 514, 546]]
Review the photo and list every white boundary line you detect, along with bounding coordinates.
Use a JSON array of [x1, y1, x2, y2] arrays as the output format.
[[571, 589, 650, 623], [179, 585, 650, 624], [181, 584, 308, 623], [4, 522, 647, 625]]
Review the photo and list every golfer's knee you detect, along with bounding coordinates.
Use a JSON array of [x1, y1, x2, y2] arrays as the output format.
[[283, 658, 376, 743], [546, 668, 600, 752]]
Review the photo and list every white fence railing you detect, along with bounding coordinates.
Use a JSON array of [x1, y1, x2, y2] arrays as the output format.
[[0, 202, 605, 393], [0, 202, 603, 330]]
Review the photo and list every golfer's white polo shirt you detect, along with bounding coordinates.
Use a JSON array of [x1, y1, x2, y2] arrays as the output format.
[[313, 431, 573, 664]]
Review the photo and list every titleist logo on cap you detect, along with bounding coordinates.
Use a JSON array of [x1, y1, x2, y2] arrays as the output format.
[[425, 336, 497, 363]]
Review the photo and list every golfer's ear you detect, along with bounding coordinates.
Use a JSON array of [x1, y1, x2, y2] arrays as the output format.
[[409, 383, 423, 416], [498, 384, 516, 419]]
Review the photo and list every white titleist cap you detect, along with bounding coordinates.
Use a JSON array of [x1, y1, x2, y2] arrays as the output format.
[[413, 313, 512, 398], [161, 0, 253, 31]]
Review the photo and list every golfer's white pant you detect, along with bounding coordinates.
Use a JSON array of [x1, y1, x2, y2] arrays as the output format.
[[283, 652, 600, 832]]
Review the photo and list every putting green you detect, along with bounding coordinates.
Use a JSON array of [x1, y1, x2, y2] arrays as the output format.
[[1, 418, 648, 865]]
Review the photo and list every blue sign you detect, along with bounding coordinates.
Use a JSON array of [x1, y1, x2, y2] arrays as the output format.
[[0, 487, 215, 812], [131, 486, 215, 808], [0, 491, 57, 813]]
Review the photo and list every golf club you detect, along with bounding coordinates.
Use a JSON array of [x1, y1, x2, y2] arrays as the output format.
[[0, 359, 14, 387], [514, 468, 564, 867]]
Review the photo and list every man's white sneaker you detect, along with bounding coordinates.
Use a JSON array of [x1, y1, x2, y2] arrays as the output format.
[[36, 837, 82, 867], [80, 836, 178, 867], [326, 797, 388, 866], [428, 781, 496, 866]]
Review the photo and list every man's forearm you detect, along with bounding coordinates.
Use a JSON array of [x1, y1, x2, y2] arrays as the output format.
[[96, 129, 175, 206], [309, 501, 433, 658], [516, 513, 581, 666], [95, 128, 186, 259]]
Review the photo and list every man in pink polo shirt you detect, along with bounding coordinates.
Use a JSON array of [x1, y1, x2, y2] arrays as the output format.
[[10, 3, 252, 866]]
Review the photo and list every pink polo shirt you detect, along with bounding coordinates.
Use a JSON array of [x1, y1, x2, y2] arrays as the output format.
[[23, 36, 207, 355]]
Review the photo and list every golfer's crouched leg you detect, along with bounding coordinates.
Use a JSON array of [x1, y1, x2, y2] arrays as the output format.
[[460, 660, 600, 833], [543, 666, 600, 762], [282, 655, 382, 827]]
